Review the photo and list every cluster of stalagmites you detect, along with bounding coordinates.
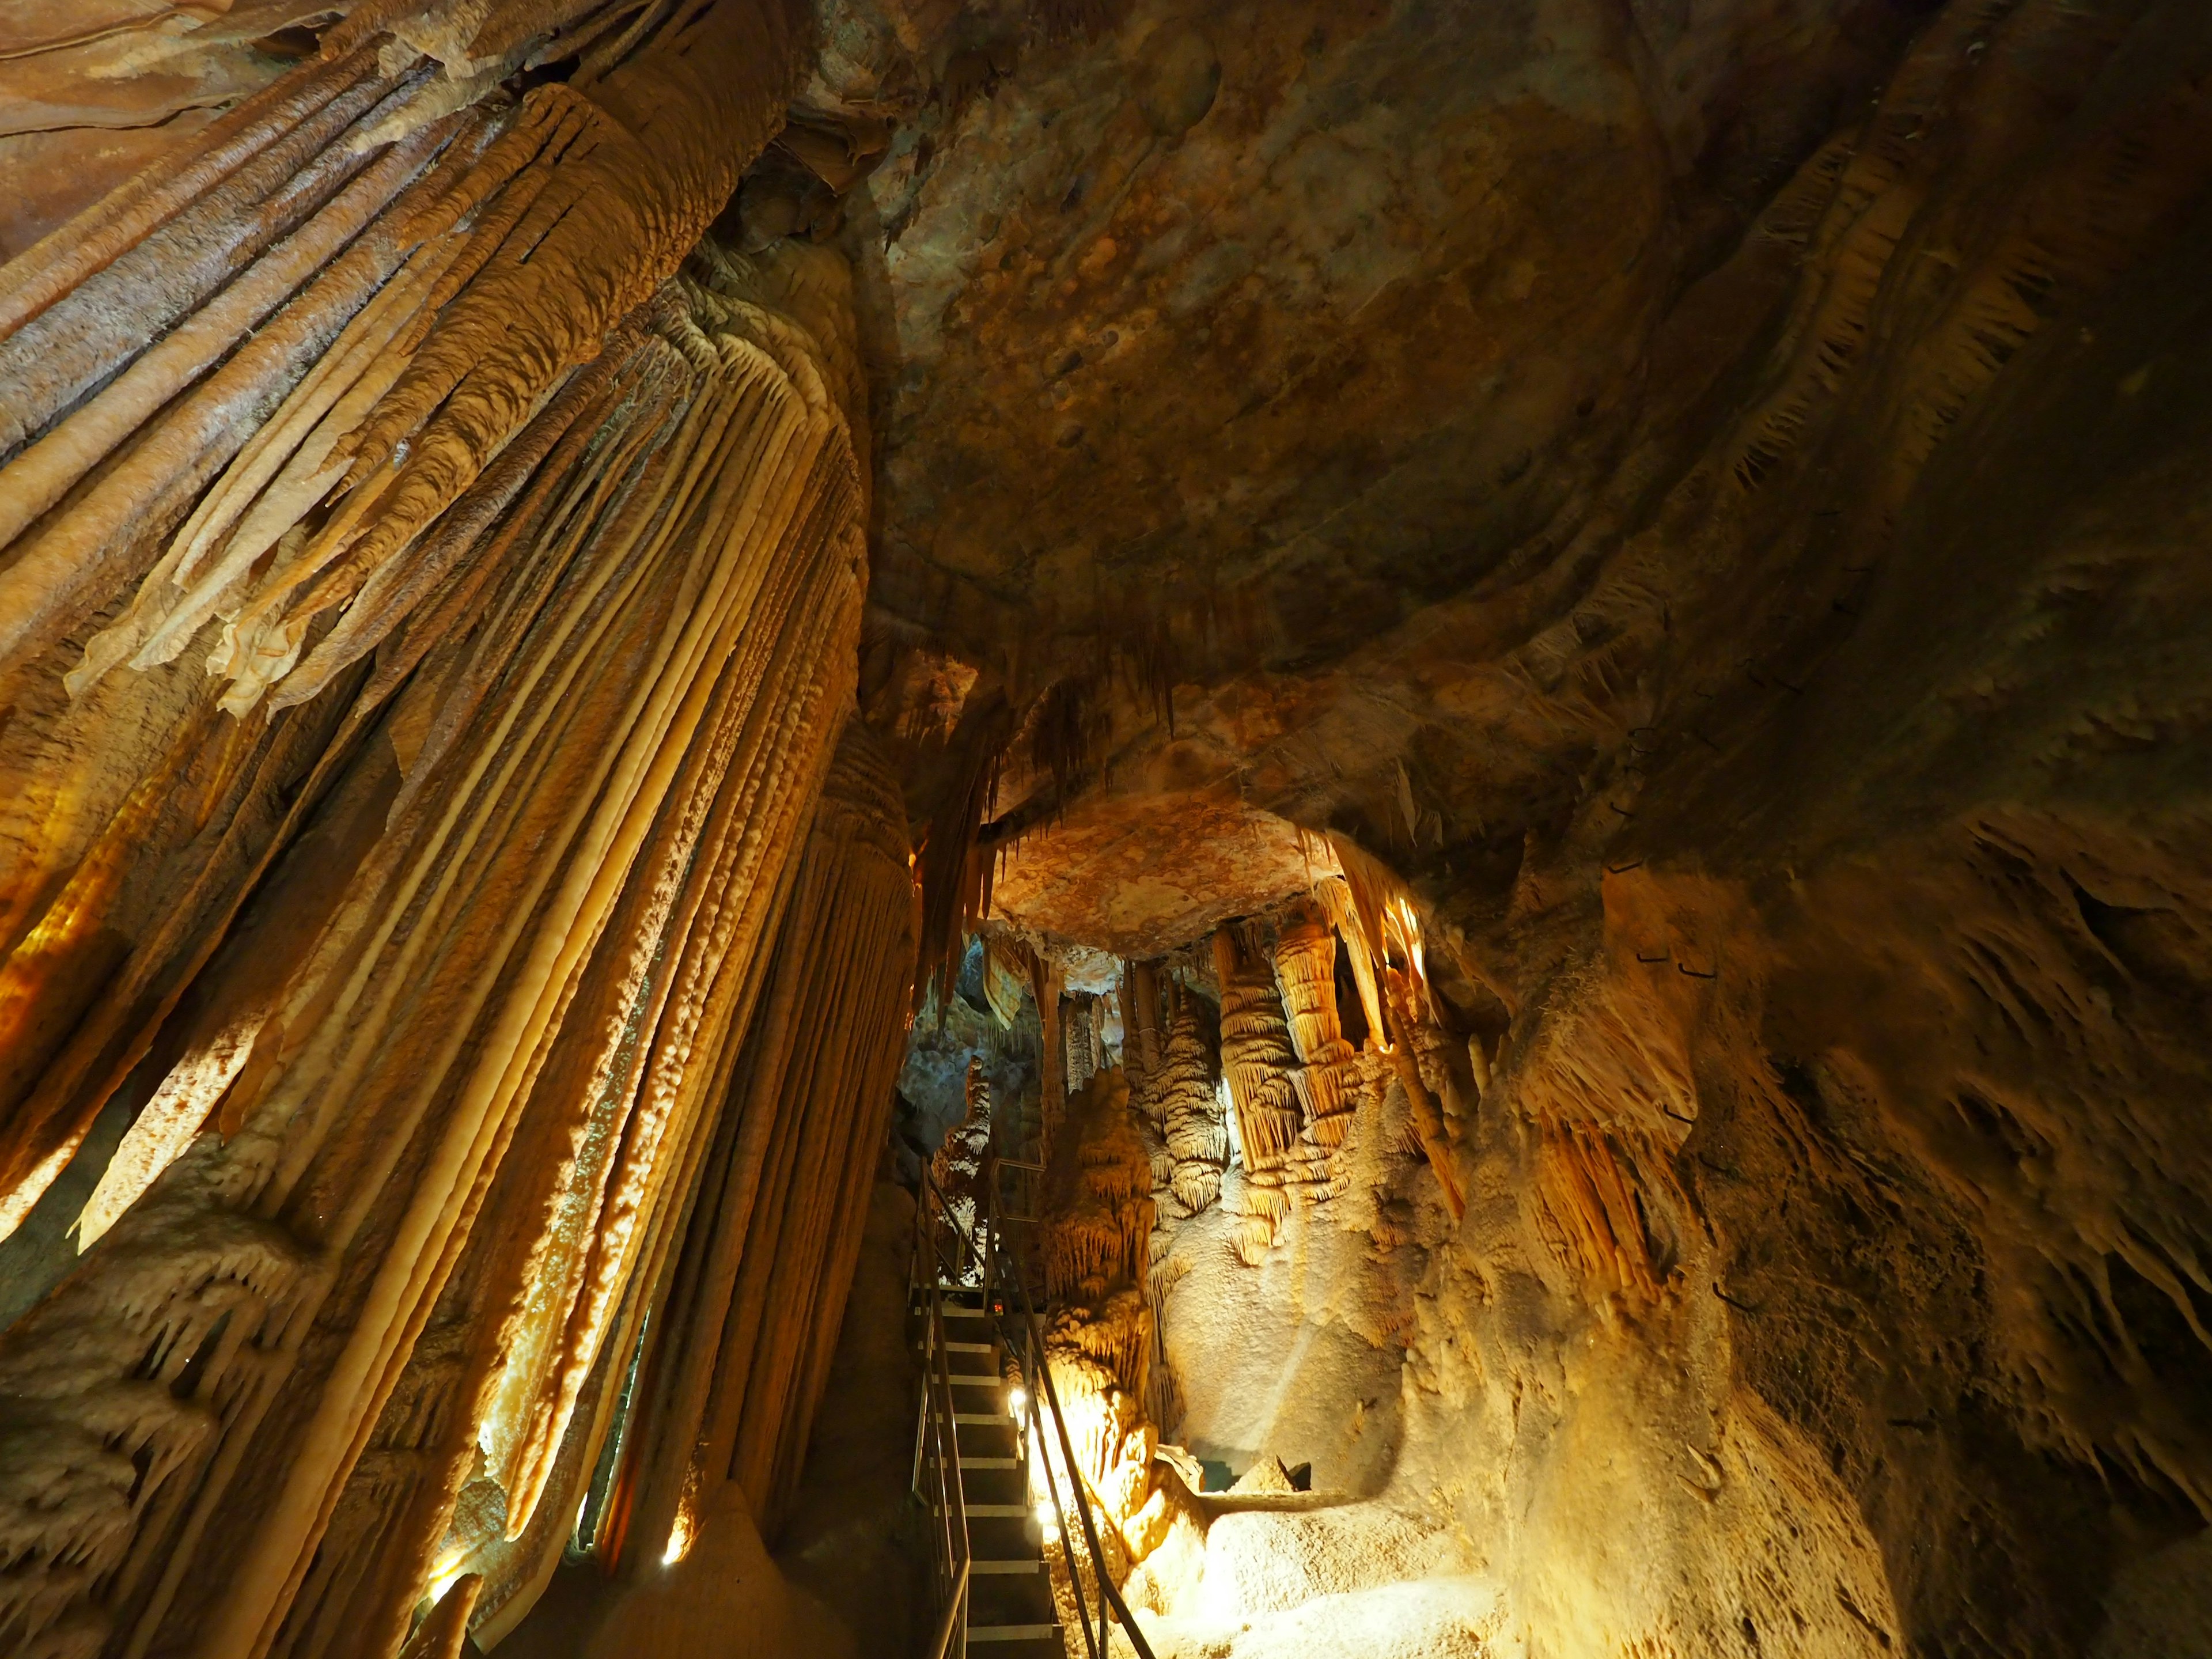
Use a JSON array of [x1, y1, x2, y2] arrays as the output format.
[[1111, 877, 1469, 1267], [0, 5, 931, 1656], [1031, 1069, 1187, 1583], [1022, 869, 1480, 1588]]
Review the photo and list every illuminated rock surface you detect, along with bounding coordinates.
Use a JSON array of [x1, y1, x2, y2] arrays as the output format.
[[1, 2, 2210, 1657]]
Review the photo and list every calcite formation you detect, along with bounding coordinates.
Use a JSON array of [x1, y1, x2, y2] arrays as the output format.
[[1154, 981, 1225, 1217], [1270, 914, 1357, 1145], [926, 1056, 992, 1282], [1040, 1069, 1153, 1309], [0, 7, 916, 1652], [9, 2, 2212, 1656], [592, 718, 918, 1577]]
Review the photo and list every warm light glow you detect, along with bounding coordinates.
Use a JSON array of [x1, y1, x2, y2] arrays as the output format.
[[1388, 893, 1427, 989], [74, 1015, 264, 1249], [1034, 1500, 1060, 1540], [1008, 1385, 1028, 1416], [426, 1560, 468, 1605], [662, 1506, 695, 1566]]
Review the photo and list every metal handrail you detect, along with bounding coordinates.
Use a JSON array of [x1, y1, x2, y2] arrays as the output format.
[[914, 1278, 971, 1659], [910, 1135, 1158, 1659], [927, 1559, 970, 1659], [994, 1233, 1159, 1659], [1020, 1361, 1096, 1659]]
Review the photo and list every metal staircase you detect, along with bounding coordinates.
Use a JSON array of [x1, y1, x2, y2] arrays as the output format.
[[910, 1156, 1157, 1659]]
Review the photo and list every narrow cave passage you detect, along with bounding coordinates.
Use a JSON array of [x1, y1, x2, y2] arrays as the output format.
[[1, 3, 2210, 1658]]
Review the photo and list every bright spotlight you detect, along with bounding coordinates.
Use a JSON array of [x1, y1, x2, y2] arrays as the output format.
[[662, 1508, 694, 1566], [1008, 1385, 1028, 1415]]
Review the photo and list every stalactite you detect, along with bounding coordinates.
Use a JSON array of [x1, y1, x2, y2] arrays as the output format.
[[1157, 983, 1225, 1215], [1041, 1070, 1154, 1308], [1272, 914, 1359, 1149], [1130, 958, 1164, 1076], [554, 713, 915, 1605], [1385, 967, 1467, 1224], [1213, 926, 1304, 1173], [1314, 836, 1467, 1222], [0, 0, 810, 1247], [0, 60, 872, 1631], [981, 931, 1031, 1028], [1028, 952, 1068, 1162]]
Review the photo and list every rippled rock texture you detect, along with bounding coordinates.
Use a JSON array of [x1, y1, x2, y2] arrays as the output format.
[[4, 1, 2211, 1656]]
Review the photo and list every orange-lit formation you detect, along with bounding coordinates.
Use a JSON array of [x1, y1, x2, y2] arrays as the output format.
[[3, 3, 2211, 1657]]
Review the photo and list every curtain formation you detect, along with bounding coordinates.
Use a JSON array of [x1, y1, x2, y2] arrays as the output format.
[[0, 5, 929, 1657], [609, 723, 918, 1565]]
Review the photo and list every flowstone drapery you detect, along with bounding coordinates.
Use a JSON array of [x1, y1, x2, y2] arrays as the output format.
[[0, 10, 900, 1653]]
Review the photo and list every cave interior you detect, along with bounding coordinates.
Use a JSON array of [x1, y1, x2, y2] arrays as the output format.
[[0, 1, 2209, 1657]]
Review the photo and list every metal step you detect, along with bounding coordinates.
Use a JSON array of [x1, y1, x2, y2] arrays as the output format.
[[960, 1456, 1018, 1469], [970, 1560, 1043, 1576], [965, 1504, 1032, 1517], [968, 1626, 1061, 1643], [953, 1412, 1012, 1425], [942, 1340, 995, 1353]]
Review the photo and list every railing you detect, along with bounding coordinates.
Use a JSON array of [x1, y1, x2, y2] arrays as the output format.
[[995, 1234, 1157, 1659], [914, 1275, 972, 1659], [908, 1150, 1157, 1659]]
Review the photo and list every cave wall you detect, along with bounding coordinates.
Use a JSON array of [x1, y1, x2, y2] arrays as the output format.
[[911, 3, 2212, 1655]]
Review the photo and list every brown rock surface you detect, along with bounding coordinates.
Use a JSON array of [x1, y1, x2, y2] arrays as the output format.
[[4, 1, 2212, 1656]]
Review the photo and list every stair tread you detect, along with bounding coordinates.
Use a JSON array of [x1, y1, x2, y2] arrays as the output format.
[[969, 1559, 1043, 1574], [968, 1626, 1062, 1642], [953, 1412, 1013, 1424], [965, 1503, 1033, 1517]]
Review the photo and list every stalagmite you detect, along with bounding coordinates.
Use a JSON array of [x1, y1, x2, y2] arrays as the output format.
[[929, 1057, 994, 1280], [1214, 926, 1305, 1171], [1065, 991, 1100, 1097], [1035, 1070, 1168, 1567], [1214, 926, 1309, 1259]]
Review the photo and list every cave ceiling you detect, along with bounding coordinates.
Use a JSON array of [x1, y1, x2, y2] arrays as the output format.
[[836, 0, 1919, 659], [802, 0, 1949, 952], [797, 0, 2212, 978]]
